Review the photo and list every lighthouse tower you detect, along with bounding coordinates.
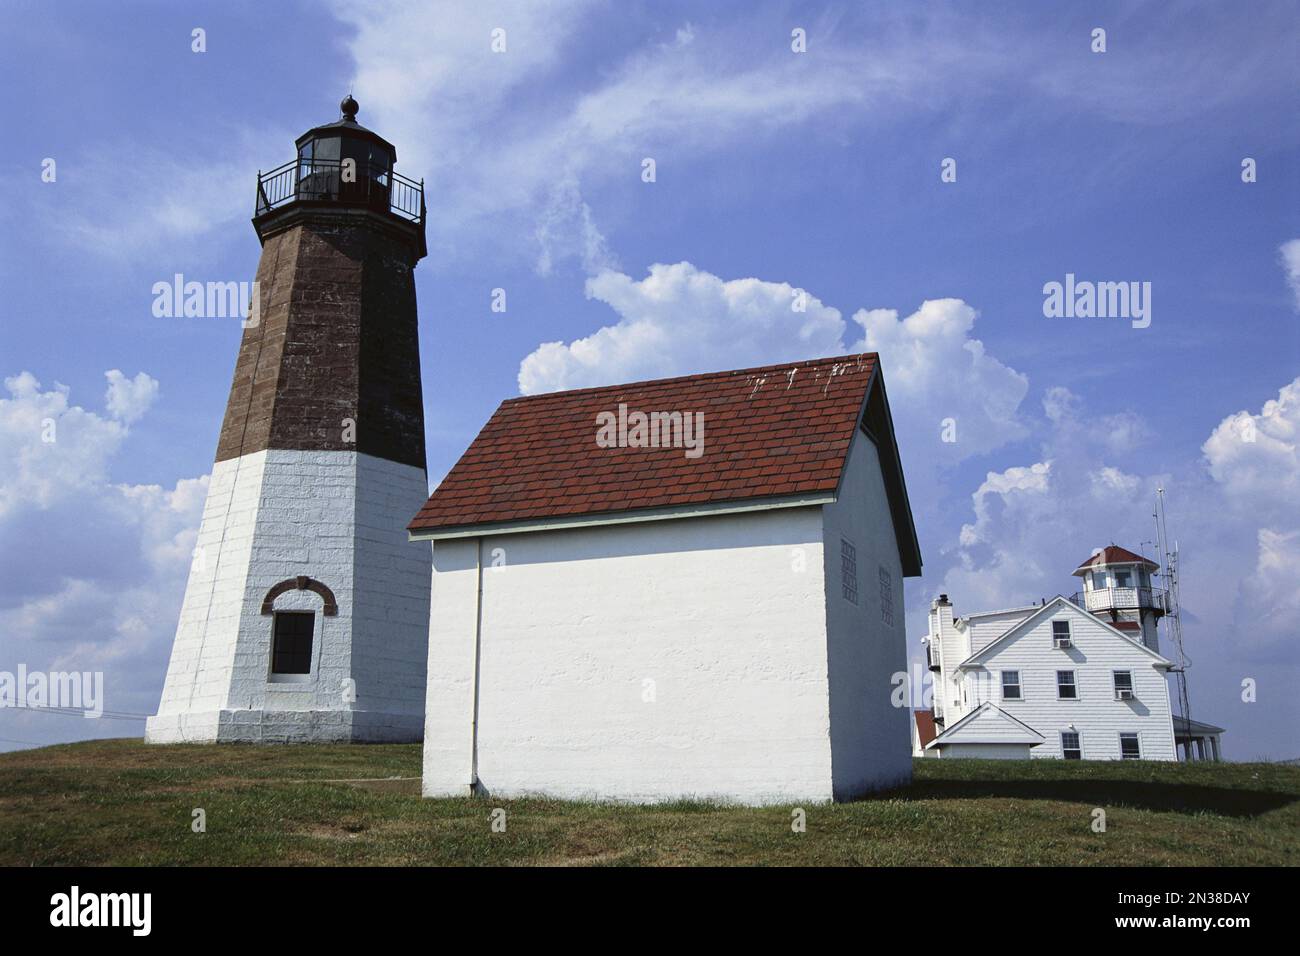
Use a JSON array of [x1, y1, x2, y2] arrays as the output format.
[[146, 98, 432, 743], [1070, 545, 1165, 652]]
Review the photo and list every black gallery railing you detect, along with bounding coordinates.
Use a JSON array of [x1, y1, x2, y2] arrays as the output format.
[[255, 158, 425, 226]]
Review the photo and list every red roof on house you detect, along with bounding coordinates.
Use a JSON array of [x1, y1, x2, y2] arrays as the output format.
[[408, 353, 921, 574], [1072, 545, 1159, 575], [914, 710, 937, 748]]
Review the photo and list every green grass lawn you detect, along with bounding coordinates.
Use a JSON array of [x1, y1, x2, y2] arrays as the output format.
[[0, 739, 1295, 866]]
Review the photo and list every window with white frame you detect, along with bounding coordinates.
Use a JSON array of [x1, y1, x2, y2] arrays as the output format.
[[1119, 732, 1141, 759], [1113, 670, 1134, 700], [1056, 669, 1077, 699], [1001, 670, 1022, 700], [840, 538, 858, 605], [1061, 731, 1082, 760], [878, 565, 893, 626], [1052, 619, 1072, 647]]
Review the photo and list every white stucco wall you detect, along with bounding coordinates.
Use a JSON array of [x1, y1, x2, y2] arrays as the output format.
[[819, 431, 912, 797], [147, 449, 430, 743], [423, 507, 837, 804]]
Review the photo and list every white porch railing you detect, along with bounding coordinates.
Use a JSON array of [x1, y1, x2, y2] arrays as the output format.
[[1070, 586, 1168, 613]]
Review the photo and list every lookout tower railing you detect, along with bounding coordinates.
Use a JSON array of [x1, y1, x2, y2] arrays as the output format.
[[1069, 585, 1168, 615]]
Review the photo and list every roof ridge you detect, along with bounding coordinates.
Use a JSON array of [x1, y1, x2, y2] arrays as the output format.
[[502, 352, 878, 403]]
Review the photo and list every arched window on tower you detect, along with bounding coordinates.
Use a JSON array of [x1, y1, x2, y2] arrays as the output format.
[[271, 611, 315, 676], [260, 576, 338, 683]]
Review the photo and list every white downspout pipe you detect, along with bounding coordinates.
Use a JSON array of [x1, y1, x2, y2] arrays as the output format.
[[469, 537, 484, 793]]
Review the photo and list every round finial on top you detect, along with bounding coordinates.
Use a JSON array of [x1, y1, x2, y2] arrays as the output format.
[[340, 95, 359, 122]]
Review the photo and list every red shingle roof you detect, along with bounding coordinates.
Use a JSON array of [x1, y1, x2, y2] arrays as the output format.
[[914, 710, 937, 747], [409, 353, 881, 535], [1072, 545, 1159, 574]]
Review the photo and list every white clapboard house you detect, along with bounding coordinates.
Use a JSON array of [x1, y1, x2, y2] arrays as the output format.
[[912, 546, 1196, 761], [408, 353, 923, 804]]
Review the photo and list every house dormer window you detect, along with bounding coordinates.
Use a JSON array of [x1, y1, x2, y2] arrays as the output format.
[[1052, 620, 1072, 648]]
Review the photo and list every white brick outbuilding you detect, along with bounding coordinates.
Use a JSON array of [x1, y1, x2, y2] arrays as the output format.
[[409, 353, 923, 803]]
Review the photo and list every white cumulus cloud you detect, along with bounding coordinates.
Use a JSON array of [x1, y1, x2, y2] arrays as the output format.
[[850, 300, 1029, 457], [518, 262, 1031, 465], [1201, 376, 1300, 522], [959, 462, 1052, 548], [104, 370, 160, 424], [519, 262, 845, 393], [1280, 239, 1300, 310], [0, 372, 206, 747]]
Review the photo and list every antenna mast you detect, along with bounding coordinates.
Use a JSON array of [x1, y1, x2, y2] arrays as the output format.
[[1155, 486, 1192, 756]]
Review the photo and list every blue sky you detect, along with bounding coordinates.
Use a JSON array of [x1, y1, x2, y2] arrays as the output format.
[[1, 0, 1297, 756]]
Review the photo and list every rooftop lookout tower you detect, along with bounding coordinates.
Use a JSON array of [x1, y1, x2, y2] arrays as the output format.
[[1070, 545, 1166, 652]]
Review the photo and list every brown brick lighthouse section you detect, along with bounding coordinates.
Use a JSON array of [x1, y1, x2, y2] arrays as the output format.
[[215, 206, 426, 470]]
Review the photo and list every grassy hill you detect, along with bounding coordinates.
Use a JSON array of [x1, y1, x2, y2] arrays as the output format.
[[0, 739, 1295, 866]]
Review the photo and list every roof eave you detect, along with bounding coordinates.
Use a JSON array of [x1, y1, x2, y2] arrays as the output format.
[[956, 595, 1176, 668], [407, 491, 836, 542], [853, 362, 923, 577]]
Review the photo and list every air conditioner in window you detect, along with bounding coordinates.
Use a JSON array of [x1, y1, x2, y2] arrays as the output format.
[[1116, 688, 1134, 701], [1054, 637, 1072, 649]]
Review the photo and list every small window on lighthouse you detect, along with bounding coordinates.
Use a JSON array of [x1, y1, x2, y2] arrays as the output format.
[[271, 611, 315, 675]]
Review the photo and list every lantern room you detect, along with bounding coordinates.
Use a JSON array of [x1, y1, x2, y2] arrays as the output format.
[[253, 96, 426, 253]]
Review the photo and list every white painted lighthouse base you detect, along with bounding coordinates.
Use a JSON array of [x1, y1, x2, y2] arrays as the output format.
[[146, 449, 432, 744], [145, 708, 424, 744]]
